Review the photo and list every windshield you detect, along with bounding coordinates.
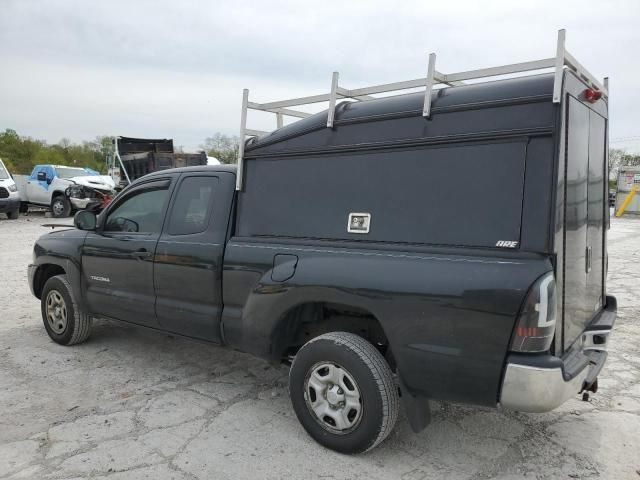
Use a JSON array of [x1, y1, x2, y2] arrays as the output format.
[[0, 161, 9, 180], [56, 167, 94, 179]]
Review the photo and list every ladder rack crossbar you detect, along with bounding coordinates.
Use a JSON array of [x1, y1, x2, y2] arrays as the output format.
[[443, 58, 556, 83], [244, 128, 270, 137], [247, 102, 312, 119], [236, 29, 608, 190], [259, 94, 335, 110], [564, 50, 606, 92]]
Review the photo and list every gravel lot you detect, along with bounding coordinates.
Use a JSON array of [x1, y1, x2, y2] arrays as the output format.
[[0, 212, 639, 480]]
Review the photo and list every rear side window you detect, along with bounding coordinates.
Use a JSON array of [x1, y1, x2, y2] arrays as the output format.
[[167, 176, 217, 235]]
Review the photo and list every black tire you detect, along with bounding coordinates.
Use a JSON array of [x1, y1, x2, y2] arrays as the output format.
[[19, 202, 29, 214], [51, 195, 71, 218], [7, 209, 19, 220], [41, 275, 92, 346], [289, 332, 399, 453]]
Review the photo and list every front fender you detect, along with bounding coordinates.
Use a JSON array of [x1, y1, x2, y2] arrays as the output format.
[[31, 229, 87, 308], [51, 178, 71, 190]]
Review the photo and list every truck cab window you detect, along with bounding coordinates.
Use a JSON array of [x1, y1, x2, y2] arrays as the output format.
[[167, 176, 217, 235], [104, 188, 168, 233]]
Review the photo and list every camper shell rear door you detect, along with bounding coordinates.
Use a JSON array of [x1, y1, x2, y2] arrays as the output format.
[[559, 71, 608, 351]]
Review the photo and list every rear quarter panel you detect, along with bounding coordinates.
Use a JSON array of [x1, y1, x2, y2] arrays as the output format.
[[223, 239, 552, 406]]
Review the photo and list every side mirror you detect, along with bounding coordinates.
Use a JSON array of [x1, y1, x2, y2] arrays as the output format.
[[37, 172, 47, 182], [74, 210, 97, 231]]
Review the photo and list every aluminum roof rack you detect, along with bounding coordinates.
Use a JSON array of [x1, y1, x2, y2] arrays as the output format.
[[236, 29, 608, 190]]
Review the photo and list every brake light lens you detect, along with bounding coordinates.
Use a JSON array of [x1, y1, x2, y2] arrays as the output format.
[[510, 272, 557, 352], [583, 88, 602, 103]]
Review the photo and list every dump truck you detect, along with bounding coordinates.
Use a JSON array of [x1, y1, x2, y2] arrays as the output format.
[[108, 136, 208, 188]]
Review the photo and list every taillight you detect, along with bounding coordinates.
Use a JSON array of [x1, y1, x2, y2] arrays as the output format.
[[510, 272, 557, 352], [583, 88, 602, 103]]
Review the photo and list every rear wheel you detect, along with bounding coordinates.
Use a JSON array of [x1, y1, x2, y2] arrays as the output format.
[[51, 195, 71, 218], [41, 275, 92, 345], [289, 332, 399, 453]]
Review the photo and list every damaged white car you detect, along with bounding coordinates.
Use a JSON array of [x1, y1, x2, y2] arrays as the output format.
[[14, 165, 116, 217]]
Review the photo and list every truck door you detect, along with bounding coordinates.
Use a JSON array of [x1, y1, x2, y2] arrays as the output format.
[[154, 172, 234, 342], [26, 166, 53, 205], [81, 178, 172, 327], [563, 97, 606, 350]]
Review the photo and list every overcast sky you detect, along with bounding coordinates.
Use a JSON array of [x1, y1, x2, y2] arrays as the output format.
[[1, 0, 639, 152]]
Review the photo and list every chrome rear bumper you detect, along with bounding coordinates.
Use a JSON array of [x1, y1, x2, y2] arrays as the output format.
[[500, 295, 616, 413], [500, 361, 590, 412]]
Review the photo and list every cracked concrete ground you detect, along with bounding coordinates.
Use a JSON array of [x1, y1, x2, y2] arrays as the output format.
[[1, 212, 639, 480]]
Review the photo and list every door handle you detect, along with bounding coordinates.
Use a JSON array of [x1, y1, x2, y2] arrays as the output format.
[[586, 246, 592, 273], [131, 248, 152, 260]]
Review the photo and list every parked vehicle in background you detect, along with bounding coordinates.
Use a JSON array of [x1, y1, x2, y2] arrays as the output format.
[[28, 31, 616, 454], [108, 136, 207, 188], [609, 189, 616, 207], [14, 165, 115, 218], [0, 158, 20, 219]]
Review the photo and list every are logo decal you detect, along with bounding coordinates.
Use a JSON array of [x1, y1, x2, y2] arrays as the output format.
[[495, 240, 519, 248]]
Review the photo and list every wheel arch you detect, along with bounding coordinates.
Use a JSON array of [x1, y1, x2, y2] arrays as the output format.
[[32, 264, 66, 299], [270, 301, 394, 368], [50, 190, 66, 201]]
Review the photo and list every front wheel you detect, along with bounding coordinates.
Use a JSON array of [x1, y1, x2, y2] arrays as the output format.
[[51, 195, 71, 218], [7, 209, 19, 219], [289, 332, 399, 453], [41, 275, 92, 345]]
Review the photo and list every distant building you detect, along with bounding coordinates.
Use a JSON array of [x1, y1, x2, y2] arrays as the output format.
[[616, 166, 640, 214]]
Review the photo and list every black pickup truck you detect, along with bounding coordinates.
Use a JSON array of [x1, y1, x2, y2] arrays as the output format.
[[29, 68, 616, 453]]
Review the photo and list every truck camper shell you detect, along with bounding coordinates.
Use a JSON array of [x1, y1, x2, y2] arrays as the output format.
[[236, 29, 610, 356]]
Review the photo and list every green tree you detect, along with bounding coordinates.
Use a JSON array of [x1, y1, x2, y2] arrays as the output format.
[[610, 148, 640, 181], [609, 148, 625, 180], [0, 129, 44, 174], [33, 148, 66, 166], [1, 156, 17, 172], [201, 133, 240, 164], [0, 129, 113, 174]]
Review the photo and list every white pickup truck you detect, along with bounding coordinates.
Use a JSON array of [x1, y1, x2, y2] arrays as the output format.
[[14, 164, 116, 218]]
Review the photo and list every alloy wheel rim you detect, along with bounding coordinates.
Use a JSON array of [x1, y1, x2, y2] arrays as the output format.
[[52, 200, 64, 216], [45, 290, 68, 334], [303, 362, 363, 434]]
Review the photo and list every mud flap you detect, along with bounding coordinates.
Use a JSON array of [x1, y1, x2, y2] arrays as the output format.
[[399, 376, 431, 433]]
